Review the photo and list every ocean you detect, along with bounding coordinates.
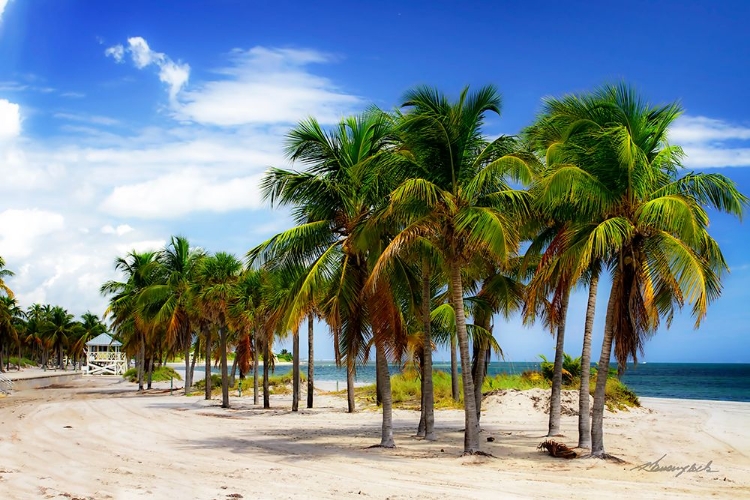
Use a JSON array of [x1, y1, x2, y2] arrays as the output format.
[[260, 361, 750, 403]]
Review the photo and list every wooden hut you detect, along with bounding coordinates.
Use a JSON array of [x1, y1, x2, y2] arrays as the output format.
[[85, 333, 127, 376]]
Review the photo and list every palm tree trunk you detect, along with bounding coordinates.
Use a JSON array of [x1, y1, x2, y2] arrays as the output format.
[[292, 327, 300, 412], [376, 343, 395, 447], [147, 353, 154, 390], [183, 331, 192, 395], [220, 326, 229, 408], [263, 336, 270, 409], [189, 338, 199, 389], [230, 349, 238, 388], [421, 269, 435, 440], [578, 274, 599, 449], [204, 327, 212, 400], [450, 334, 459, 401], [472, 342, 488, 426], [375, 351, 383, 406], [138, 334, 145, 391], [253, 334, 259, 405], [450, 264, 480, 454], [346, 360, 355, 413], [307, 315, 314, 409], [548, 287, 571, 437], [59, 344, 65, 371], [591, 272, 619, 456], [417, 350, 426, 437]]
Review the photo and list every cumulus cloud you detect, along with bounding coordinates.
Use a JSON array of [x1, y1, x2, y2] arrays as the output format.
[[0, 209, 65, 258], [100, 170, 266, 218], [0, 0, 10, 23], [174, 47, 360, 126], [106, 36, 190, 100], [0, 98, 21, 140], [101, 224, 134, 236], [670, 115, 750, 168]]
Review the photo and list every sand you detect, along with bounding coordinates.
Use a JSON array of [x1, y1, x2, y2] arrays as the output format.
[[0, 377, 748, 499]]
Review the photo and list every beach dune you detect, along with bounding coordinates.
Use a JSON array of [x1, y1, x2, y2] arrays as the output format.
[[0, 377, 748, 499]]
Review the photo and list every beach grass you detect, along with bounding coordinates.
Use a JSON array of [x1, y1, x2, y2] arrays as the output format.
[[123, 366, 182, 383]]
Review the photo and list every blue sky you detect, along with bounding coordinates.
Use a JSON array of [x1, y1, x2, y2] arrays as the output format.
[[1, 0, 749, 363]]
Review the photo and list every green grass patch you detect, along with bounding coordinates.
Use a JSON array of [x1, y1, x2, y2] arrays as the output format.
[[193, 371, 306, 396], [353, 368, 638, 412], [9, 356, 36, 368], [123, 366, 182, 383]]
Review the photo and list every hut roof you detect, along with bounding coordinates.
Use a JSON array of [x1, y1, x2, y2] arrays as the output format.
[[86, 333, 122, 347]]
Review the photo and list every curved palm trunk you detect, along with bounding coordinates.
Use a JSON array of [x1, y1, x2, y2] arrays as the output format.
[[417, 350, 426, 437], [263, 336, 270, 409], [591, 272, 620, 456], [346, 361, 355, 413], [292, 327, 300, 412], [450, 264, 480, 454], [220, 326, 230, 408], [376, 343, 395, 447], [183, 330, 192, 395], [204, 327, 212, 400], [472, 307, 492, 427], [420, 270, 436, 440], [578, 274, 599, 449], [307, 315, 314, 409], [548, 287, 571, 437], [450, 335, 459, 401]]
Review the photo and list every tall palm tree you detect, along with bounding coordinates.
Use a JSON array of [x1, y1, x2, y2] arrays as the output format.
[[248, 111, 397, 414], [143, 236, 205, 394], [197, 252, 242, 409], [372, 85, 533, 454], [530, 84, 747, 456], [45, 306, 82, 370], [101, 251, 159, 391], [0, 296, 24, 371], [71, 311, 107, 369]]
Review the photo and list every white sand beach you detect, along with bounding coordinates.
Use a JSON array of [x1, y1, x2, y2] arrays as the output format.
[[1, 377, 748, 499]]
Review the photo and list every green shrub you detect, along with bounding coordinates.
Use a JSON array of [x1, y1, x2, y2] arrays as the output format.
[[539, 353, 582, 384], [122, 366, 182, 383], [193, 371, 306, 395], [9, 356, 36, 368]]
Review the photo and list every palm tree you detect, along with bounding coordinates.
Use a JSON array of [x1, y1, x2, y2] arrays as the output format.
[[101, 251, 159, 391], [71, 311, 107, 369], [0, 256, 14, 298], [530, 83, 747, 457], [197, 252, 242, 408], [45, 306, 82, 370], [248, 111, 397, 414], [372, 85, 533, 454], [143, 236, 205, 395], [0, 296, 24, 371]]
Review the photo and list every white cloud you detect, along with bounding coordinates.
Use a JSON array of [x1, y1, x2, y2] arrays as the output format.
[[104, 44, 124, 63], [106, 37, 190, 100], [0, 98, 21, 140], [670, 115, 750, 168], [174, 47, 360, 126], [54, 112, 120, 126], [101, 224, 134, 236], [100, 170, 266, 218], [0, 209, 65, 258], [0, 0, 10, 23]]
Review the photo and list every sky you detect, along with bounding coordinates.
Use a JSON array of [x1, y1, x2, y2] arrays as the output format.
[[1, 0, 749, 363]]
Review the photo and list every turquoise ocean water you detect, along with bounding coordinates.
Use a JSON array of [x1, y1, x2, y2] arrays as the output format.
[[261, 361, 750, 403]]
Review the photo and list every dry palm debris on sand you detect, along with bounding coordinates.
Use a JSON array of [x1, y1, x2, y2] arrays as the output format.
[[537, 440, 577, 459]]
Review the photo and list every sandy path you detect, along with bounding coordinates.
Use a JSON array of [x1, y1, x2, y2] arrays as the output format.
[[1, 379, 748, 499]]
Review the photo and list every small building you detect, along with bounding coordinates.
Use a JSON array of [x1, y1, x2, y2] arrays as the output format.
[[85, 333, 127, 376]]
